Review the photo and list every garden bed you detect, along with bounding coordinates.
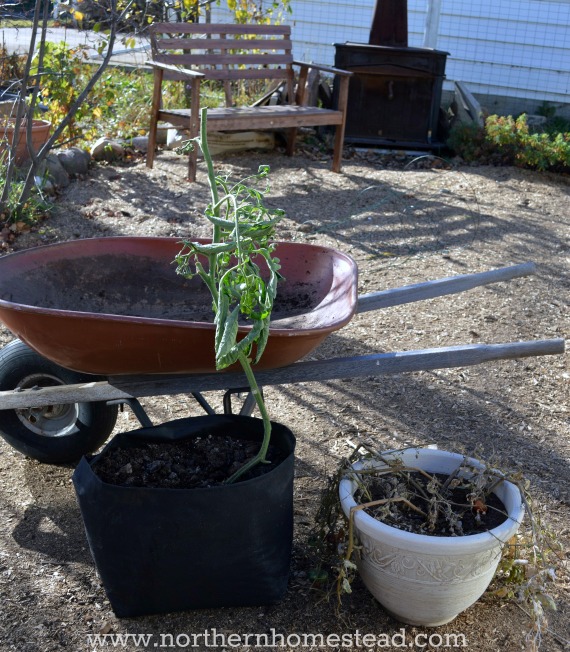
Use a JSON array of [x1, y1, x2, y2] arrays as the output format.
[[0, 148, 568, 651]]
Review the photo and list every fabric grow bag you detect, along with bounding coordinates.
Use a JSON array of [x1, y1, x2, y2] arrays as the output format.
[[72, 414, 295, 617]]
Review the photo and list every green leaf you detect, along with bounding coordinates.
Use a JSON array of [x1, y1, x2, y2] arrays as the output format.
[[216, 305, 240, 368], [185, 241, 236, 255]]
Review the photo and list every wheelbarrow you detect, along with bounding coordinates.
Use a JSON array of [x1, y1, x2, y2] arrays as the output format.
[[0, 237, 564, 463]]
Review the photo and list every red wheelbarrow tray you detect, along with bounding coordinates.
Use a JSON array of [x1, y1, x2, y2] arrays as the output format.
[[0, 237, 358, 375]]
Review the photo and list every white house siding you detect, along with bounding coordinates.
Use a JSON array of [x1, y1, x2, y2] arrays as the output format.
[[435, 0, 570, 110], [209, 0, 570, 115]]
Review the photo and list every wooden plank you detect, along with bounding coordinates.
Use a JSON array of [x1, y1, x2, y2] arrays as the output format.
[[155, 37, 294, 51], [159, 106, 343, 130], [158, 53, 293, 67], [357, 262, 536, 313], [151, 60, 292, 81], [151, 23, 291, 36], [205, 112, 343, 130], [196, 68, 292, 81], [0, 339, 564, 410], [147, 61, 204, 77]]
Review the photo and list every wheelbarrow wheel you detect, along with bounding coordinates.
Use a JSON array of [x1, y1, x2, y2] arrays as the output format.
[[0, 339, 119, 464]]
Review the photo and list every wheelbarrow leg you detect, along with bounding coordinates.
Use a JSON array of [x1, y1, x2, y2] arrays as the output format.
[[108, 397, 154, 428], [110, 391, 243, 423], [223, 388, 259, 417], [191, 391, 216, 415]]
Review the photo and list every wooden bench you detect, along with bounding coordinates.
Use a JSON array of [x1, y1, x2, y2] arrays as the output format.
[[146, 23, 352, 181]]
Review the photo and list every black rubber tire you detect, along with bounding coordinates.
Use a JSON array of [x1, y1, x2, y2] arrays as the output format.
[[0, 339, 119, 464]]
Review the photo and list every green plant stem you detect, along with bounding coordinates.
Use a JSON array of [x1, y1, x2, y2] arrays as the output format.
[[195, 108, 271, 484], [225, 351, 272, 484], [199, 108, 221, 298]]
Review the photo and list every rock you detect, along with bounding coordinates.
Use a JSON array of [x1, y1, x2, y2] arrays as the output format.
[[35, 177, 55, 195], [38, 154, 70, 189], [128, 136, 148, 153], [56, 147, 91, 175], [90, 137, 125, 162]]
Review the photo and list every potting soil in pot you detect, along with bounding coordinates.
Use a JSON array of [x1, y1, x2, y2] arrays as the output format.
[[93, 434, 288, 488]]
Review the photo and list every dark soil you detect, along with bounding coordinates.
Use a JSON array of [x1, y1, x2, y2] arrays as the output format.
[[93, 435, 287, 488], [359, 471, 508, 536]]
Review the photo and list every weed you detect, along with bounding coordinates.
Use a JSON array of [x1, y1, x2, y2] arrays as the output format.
[[0, 160, 50, 234]]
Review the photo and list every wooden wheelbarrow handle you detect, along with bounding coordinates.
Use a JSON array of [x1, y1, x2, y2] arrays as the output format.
[[357, 262, 536, 312], [0, 338, 563, 410]]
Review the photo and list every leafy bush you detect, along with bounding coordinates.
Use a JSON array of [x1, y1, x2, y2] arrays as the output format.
[[34, 42, 156, 144], [448, 113, 570, 171]]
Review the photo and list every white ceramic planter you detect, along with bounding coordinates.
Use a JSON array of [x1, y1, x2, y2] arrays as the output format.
[[339, 448, 524, 627]]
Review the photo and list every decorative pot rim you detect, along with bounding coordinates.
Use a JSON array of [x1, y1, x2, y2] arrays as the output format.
[[339, 447, 525, 551]]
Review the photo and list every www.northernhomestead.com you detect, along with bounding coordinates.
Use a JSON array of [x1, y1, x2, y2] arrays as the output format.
[[86, 628, 468, 649]]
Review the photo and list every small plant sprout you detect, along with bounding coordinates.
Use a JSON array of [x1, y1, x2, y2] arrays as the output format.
[[175, 107, 284, 484]]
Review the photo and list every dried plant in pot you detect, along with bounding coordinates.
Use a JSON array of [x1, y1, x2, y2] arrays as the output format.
[[72, 109, 296, 617], [313, 443, 559, 646], [338, 447, 526, 627]]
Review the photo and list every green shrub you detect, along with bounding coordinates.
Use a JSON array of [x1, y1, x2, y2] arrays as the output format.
[[34, 43, 157, 144], [448, 113, 570, 171]]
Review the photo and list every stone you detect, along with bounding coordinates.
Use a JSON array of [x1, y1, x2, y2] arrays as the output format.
[[38, 154, 70, 189], [128, 136, 148, 153], [90, 137, 125, 162], [56, 147, 91, 175]]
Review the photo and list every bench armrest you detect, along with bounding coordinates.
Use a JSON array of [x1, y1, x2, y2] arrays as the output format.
[[292, 60, 353, 77], [147, 61, 205, 79]]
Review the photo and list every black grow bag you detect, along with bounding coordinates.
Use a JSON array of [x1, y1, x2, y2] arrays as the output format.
[[72, 414, 295, 617]]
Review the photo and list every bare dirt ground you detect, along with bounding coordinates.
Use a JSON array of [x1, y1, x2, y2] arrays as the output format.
[[0, 144, 568, 652]]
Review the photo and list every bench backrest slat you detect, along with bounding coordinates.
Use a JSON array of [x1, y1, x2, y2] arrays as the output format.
[[150, 23, 290, 36], [161, 67, 292, 81], [154, 37, 294, 52], [154, 53, 293, 67], [150, 22, 295, 106]]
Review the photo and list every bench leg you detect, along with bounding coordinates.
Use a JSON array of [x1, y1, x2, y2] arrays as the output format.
[[331, 123, 346, 173], [146, 68, 163, 170], [186, 83, 201, 182], [187, 113, 199, 182], [285, 127, 298, 157], [146, 120, 157, 169], [187, 145, 198, 182], [331, 75, 350, 173]]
